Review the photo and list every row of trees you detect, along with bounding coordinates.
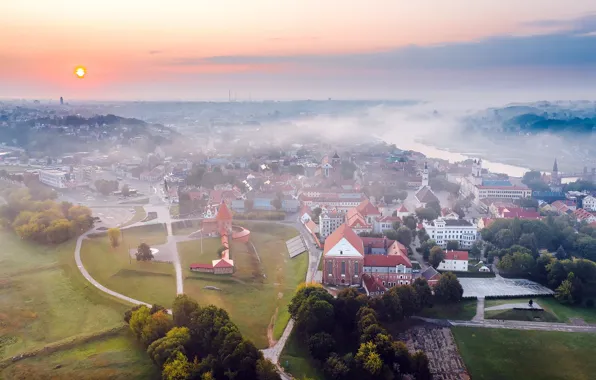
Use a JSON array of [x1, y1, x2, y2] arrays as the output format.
[[288, 279, 463, 379], [125, 295, 280, 380], [94, 179, 119, 195], [0, 187, 93, 243]]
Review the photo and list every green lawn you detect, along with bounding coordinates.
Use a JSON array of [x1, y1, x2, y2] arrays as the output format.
[[80, 226, 176, 307], [179, 223, 308, 348], [1, 330, 159, 380], [485, 308, 560, 322], [279, 331, 325, 380], [417, 299, 478, 320], [120, 206, 147, 228], [0, 232, 129, 359], [484, 297, 596, 323], [453, 327, 596, 380]]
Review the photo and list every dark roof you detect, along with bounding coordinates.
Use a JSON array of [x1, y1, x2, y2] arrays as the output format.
[[361, 237, 395, 249], [415, 186, 439, 204], [443, 219, 473, 227], [419, 266, 440, 281], [190, 263, 213, 269]]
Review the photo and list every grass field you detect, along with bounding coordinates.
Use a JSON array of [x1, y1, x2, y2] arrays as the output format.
[[279, 331, 325, 380], [453, 327, 596, 380], [80, 225, 176, 307], [417, 299, 478, 320], [0, 232, 129, 359], [178, 222, 308, 348], [1, 330, 159, 380], [485, 308, 560, 322], [484, 297, 596, 323], [120, 206, 147, 228]]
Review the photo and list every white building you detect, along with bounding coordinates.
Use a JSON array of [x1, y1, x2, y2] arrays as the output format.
[[583, 195, 596, 211], [423, 218, 479, 249], [319, 210, 345, 240], [39, 169, 70, 189], [460, 159, 532, 201], [437, 250, 469, 272]]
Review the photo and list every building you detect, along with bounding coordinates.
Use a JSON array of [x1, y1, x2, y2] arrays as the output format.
[[437, 250, 469, 272], [573, 208, 596, 224], [322, 224, 364, 286], [363, 254, 413, 287], [423, 218, 479, 249], [415, 162, 439, 208], [39, 169, 70, 189], [460, 159, 532, 201], [373, 215, 402, 234], [319, 210, 345, 240], [416, 266, 441, 287], [583, 195, 596, 211]]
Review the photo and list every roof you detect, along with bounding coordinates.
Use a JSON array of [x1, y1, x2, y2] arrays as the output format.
[[444, 250, 469, 261], [362, 274, 387, 294], [213, 258, 234, 268], [305, 220, 318, 233], [477, 185, 529, 190], [364, 254, 412, 267], [190, 263, 213, 269], [216, 202, 233, 221], [419, 266, 440, 281], [481, 217, 495, 228], [443, 219, 473, 227], [323, 224, 364, 256], [356, 199, 381, 216], [361, 237, 395, 249], [482, 179, 513, 187], [502, 208, 541, 219], [415, 186, 439, 204], [397, 204, 409, 212]]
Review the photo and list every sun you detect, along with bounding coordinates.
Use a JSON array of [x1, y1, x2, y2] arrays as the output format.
[[74, 66, 86, 78]]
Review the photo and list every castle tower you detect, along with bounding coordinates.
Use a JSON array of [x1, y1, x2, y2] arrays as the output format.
[[422, 161, 429, 187]]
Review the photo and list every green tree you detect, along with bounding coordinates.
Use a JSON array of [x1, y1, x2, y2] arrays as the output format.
[[108, 227, 121, 248], [395, 226, 413, 247], [121, 184, 130, 197], [469, 241, 482, 261], [498, 252, 535, 276], [429, 246, 445, 268], [141, 310, 173, 346], [308, 332, 336, 361], [136, 242, 154, 261], [147, 327, 191, 367], [555, 245, 568, 260], [270, 197, 283, 211], [403, 215, 417, 231], [446, 240, 459, 251], [335, 288, 367, 329], [555, 272, 576, 305], [355, 342, 382, 377], [410, 350, 432, 380], [416, 207, 438, 221], [394, 285, 420, 317], [518, 233, 538, 255], [421, 239, 437, 261], [494, 229, 515, 249], [324, 353, 350, 380], [413, 278, 433, 309], [255, 358, 281, 380], [172, 294, 200, 327], [434, 272, 463, 303], [162, 351, 191, 380], [129, 305, 151, 340]]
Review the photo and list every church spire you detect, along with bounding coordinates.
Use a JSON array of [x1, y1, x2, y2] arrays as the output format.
[[553, 158, 558, 173]]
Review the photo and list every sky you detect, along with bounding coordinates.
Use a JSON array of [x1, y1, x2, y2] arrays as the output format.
[[1, 1, 596, 101]]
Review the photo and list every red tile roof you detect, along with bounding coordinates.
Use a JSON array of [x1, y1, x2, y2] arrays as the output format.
[[190, 263, 213, 269], [361, 237, 395, 249], [444, 250, 469, 261], [216, 202, 233, 221], [415, 186, 439, 203], [364, 254, 412, 267], [356, 199, 381, 216], [362, 274, 387, 294], [502, 209, 541, 219], [323, 224, 364, 256], [213, 259, 234, 268]]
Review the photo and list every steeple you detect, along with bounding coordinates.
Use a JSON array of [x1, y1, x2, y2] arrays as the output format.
[[553, 158, 558, 174], [422, 161, 429, 187]]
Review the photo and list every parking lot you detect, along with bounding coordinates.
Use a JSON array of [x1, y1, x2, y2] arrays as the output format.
[[459, 277, 554, 298], [91, 207, 136, 228]]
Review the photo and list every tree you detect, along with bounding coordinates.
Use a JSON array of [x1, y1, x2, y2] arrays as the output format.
[[469, 241, 482, 261], [494, 229, 515, 249], [415, 207, 438, 221], [446, 240, 459, 251], [403, 215, 417, 231], [324, 353, 350, 380], [244, 199, 254, 211], [410, 351, 432, 380], [256, 358, 281, 380], [518, 233, 538, 255], [121, 184, 130, 197], [162, 350, 191, 380], [395, 226, 413, 247], [429, 246, 445, 268], [355, 342, 382, 377], [421, 239, 437, 261], [141, 310, 174, 346], [555, 245, 568, 260], [394, 285, 420, 316], [413, 278, 433, 308], [434, 272, 463, 303], [515, 197, 539, 209], [308, 332, 336, 361], [129, 305, 151, 340], [147, 326, 191, 367], [172, 294, 200, 327], [497, 252, 535, 276], [136, 242, 154, 261], [555, 272, 576, 304], [270, 198, 283, 211], [312, 207, 322, 222], [108, 227, 121, 248], [289, 285, 335, 334], [335, 288, 367, 329]]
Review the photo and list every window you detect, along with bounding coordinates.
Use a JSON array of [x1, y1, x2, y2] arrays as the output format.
[[341, 261, 346, 275], [327, 261, 332, 275], [354, 262, 359, 275]]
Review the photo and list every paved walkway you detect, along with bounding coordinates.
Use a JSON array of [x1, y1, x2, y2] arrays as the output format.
[[473, 297, 485, 321], [415, 316, 596, 333]]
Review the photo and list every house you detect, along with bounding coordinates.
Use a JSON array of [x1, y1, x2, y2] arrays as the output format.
[[415, 186, 439, 208], [363, 254, 413, 287], [437, 250, 469, 272], [299, 205, 312, 224], [423, 218, 479, 249], [417, 266, 440, 287], [322, 224, 364, 286], [583, 195, 596, 211], [362, 273, 387, 296], [441, 208, 460, 220], [319, 210, 344, 240], [460, 159, 532, 201], [373, 216, 401, 234], [395, 204, 411, 218], [573, 208, 596, 223], [477, 217, 494, 230]]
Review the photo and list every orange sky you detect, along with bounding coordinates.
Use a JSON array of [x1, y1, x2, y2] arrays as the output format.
[[1, 0, 595, 99]]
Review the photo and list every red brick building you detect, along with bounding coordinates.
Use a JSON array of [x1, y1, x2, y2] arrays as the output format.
[[322, 224, 364, 286]]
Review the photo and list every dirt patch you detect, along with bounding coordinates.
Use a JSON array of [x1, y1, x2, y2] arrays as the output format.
[[267, 307, 279, 348]]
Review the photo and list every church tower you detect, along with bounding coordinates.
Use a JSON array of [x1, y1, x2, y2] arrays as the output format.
[[552, 158, 561, 186], [472, 159, 483, 186], [422, 162, 429, 187]]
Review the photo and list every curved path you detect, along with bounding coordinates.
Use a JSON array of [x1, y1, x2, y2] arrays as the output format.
[[414, 316, 596, 333]]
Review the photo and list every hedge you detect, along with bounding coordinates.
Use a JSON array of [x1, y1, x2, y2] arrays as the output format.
[[439, 271, 496, 278]]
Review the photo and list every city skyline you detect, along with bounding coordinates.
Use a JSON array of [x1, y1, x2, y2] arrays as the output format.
[[2, 1, 596, 100]]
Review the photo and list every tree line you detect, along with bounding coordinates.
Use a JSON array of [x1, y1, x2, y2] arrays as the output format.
[[125, 295, 280, 380], [0, 186, 93, 243], [288, 279, 463, 380]]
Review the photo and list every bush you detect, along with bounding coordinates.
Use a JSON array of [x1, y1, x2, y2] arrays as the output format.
[[586, 299, 594, 308]]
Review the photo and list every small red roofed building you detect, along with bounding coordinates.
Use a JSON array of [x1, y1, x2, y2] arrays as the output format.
[[395, 204, 411, 218], [373, 215, 402, 234], [437, 250, 469, 272], [322, 224, 364, 286], [417, 266, 441, 287], [362, 273, 387, 296], [202, 201, 233, 236]]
